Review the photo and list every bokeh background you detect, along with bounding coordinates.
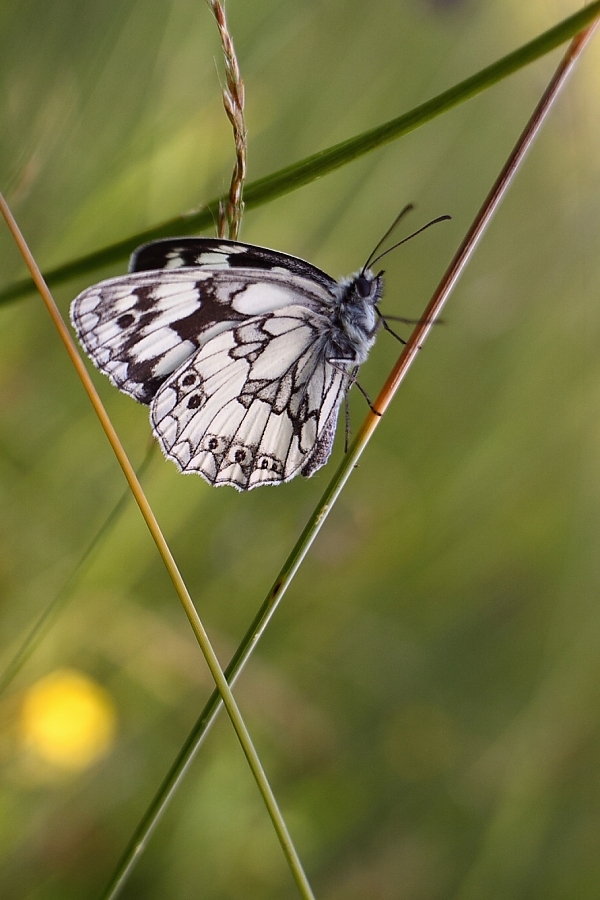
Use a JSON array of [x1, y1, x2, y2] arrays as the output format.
[[2, 1, 600, 898]]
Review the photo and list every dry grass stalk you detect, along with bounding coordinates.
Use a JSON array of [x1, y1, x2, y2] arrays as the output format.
[[208, 0, 247, 240]]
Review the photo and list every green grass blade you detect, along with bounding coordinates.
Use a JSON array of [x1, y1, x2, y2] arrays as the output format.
[[1, 0, 598, 306]]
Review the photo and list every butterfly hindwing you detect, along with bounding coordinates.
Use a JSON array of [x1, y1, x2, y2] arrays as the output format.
[[150, 306, 347, 489]]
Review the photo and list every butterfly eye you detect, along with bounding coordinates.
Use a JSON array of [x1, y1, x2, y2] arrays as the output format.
[[355, 275, 372, 298]]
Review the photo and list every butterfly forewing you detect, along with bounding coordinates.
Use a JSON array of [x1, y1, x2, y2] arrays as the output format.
[[71, 265, 336, 404], [130, 237, 338, 291]]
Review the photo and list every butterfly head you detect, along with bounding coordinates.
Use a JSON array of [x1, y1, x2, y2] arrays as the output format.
[[336, 264, 383, 307], [330, 268, 384, 363]]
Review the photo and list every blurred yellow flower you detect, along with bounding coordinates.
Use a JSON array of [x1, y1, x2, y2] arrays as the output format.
[[20, 669, 117, 771]]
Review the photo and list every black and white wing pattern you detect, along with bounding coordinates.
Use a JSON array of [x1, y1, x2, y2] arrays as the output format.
[[129, 237, 338, 289], [71, 238, 384, 490], [151, 306, 346, 488]]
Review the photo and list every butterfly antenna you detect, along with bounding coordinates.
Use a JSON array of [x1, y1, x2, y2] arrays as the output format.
[[361, 204, 414, 273], [368, 215, 451, 270]]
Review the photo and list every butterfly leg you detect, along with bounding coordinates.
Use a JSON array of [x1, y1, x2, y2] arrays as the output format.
[[375, 308, 406, 345], [343, 364, 362, 452], [344, 388, 351, 453], [379, 311, 445, 326], [328, 359, 382, 424], [343, 374, 382, 452], [353, 380, 382, 417]]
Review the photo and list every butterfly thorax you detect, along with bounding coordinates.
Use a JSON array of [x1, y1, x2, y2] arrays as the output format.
[[327, 269, 383, 365]]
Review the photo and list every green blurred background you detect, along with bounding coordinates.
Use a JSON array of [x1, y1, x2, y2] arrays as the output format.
[[2, 0, 600, 897]]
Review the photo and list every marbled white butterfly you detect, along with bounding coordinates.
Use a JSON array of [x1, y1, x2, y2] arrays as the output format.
[[71, 216, 437, 490]]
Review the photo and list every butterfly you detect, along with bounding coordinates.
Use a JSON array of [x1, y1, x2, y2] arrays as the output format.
[[70, 210, 441, 490]]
